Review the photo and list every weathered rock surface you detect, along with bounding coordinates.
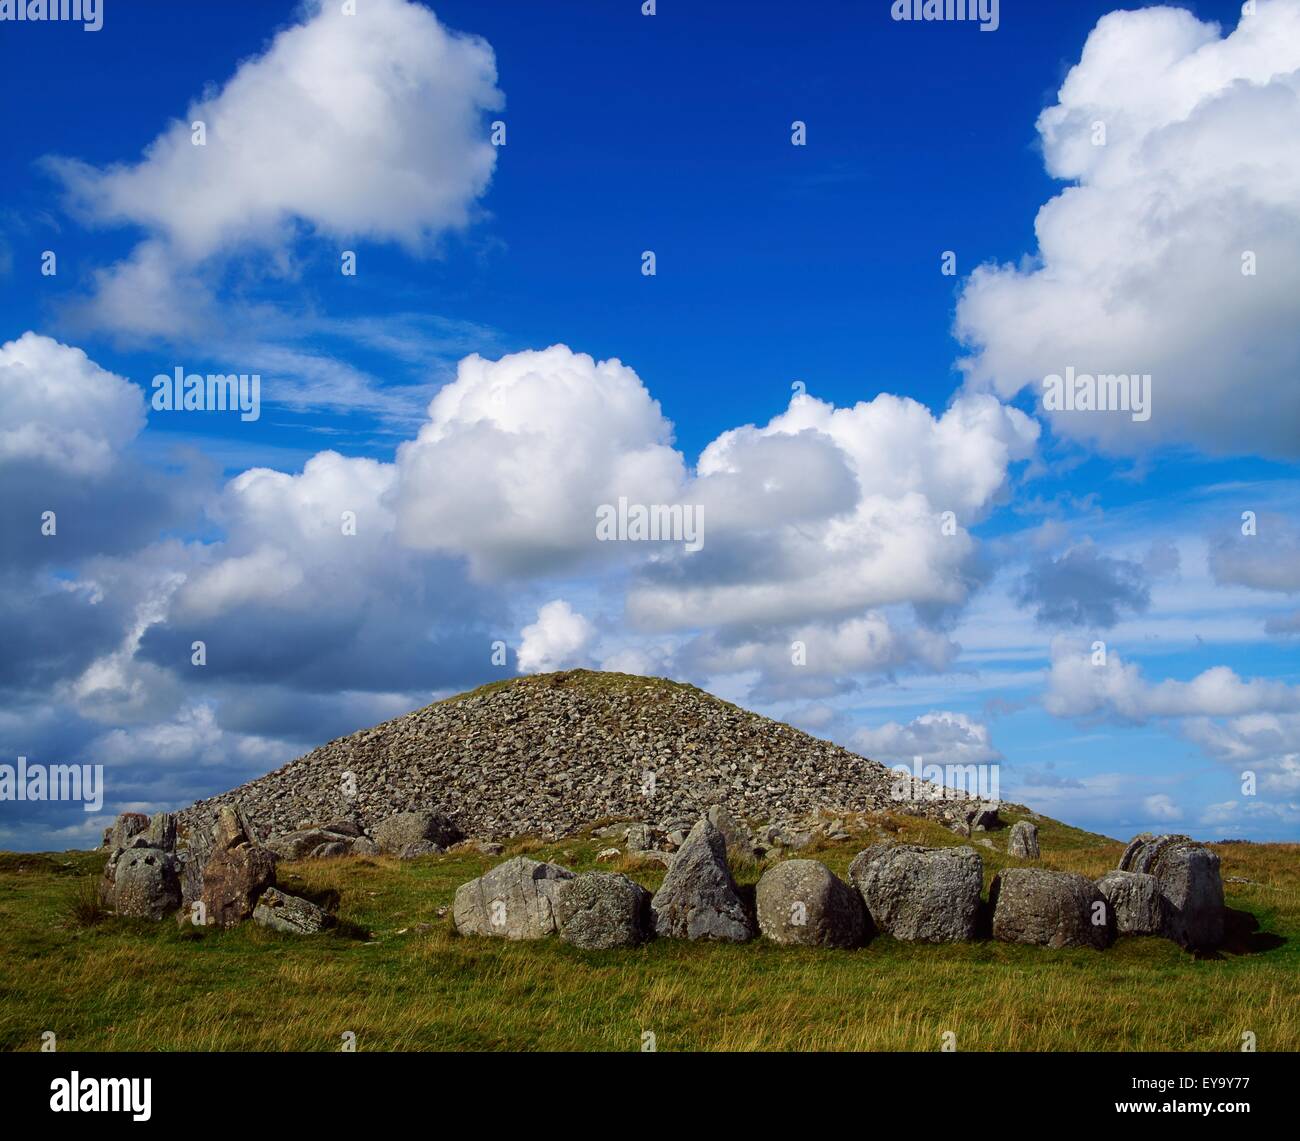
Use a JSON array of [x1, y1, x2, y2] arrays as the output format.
[[1008, 820, 1039, 859], [253, 887, 329, 934], [707, 804, 757, 864], [453, 856, 575, 939], [991, 868, 1111, 949], [848, 843, 981, 942], [651, 819, 754, 942], [109, 848, 182, 919], [1118, 833, 1224, 949], [553, 872, 652, 949], [1096, 870, 1165, 936], [176, 671, 982, 846], [198, 805, 278, 928], [266, 826, 355, 861], [625, 823, 653, 853], [373, 811, 460, 855], [756, 859, 865, 948], [108, 812, 149, 851]]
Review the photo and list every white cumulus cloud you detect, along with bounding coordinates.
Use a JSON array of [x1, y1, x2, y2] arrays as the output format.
[[50, 0, 502, 337], [518, 600, 594, 673], [956, 0, 1300, 457]]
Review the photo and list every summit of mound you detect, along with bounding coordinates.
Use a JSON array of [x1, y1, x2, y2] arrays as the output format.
[[178, 670, 983, 841]]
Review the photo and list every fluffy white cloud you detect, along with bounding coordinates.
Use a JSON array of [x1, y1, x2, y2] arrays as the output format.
[[956, 1, 1300, 457], [51, 0, 502, 336], [0, 332, 144, 476], [627, 391, 1038, 630], [850, 710, 1001, 766], [1045, 636, 1300, 722], [395, 345, 687, 578], [518, 600, 594, 673]]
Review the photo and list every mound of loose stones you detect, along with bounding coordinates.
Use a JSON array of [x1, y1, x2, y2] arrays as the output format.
[[174, 670, 1003, 851]]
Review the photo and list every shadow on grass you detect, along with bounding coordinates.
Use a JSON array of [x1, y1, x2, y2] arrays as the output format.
[[1213, 906, 1286, 957]]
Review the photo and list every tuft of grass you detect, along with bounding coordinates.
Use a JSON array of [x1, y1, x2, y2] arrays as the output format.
[[63, 876, 107, 929]]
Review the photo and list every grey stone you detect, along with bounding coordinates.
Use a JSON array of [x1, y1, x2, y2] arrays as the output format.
[[625, 823, 652, 853], [321, 819, 361, 838], [310, 841, 351, 859], [1008, 820, 1040, 859], [650, 819, 754, 942], [374, 811, 460, 855], [967, 802, 1002, 831], [351, 836, 380, 856], [109, 812, 150, 851], [554, 872, 652, 949], [991, 867, 1111, 949], [848, 843, 981, 942], [1096, 870, 1165, 936], [453, 856, 575, 939], [122, 812, 177, 853], [253, 887, 329, 934], [110, 848, 182, 920], [397, 840, 443, 859], [267, 827, 353, 860], [706, 804, 757, 863], [1118, 833, 1224, 949], [756, 859, 866, 948]]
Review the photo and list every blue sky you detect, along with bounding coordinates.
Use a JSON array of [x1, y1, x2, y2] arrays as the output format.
[[1, 0, 1298, 849]]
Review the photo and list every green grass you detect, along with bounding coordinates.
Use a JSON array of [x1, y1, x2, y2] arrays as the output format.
[[1, 811, 1295, 1052]]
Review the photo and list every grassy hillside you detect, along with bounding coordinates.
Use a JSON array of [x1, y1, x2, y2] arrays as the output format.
[[1, 809, 1295, 1052]]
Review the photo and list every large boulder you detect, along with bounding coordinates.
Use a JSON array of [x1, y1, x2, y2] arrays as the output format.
[[756, 859, 866, 948], [108, 812, 149, 851], [650, 819, 754, 942], [110, 848, 182, 919], [553, 872, 652, 949], [374, 811, 460, 856], [991, 867, 1111, 949], [253, 887, 330, 935], [1096, 870, 1165, 936], [848, 843, 981, 942], [113, 811, 178, 854], [199, 806, 278, 928], [201, 845, 278, 928], [453, 856, 575, 939], [266, 827, 355, 861], [1118, 833, 1224, 950], [1008, 820, 1039, 859]]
